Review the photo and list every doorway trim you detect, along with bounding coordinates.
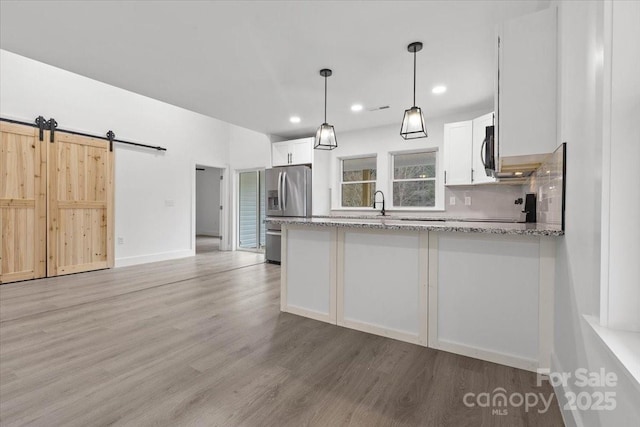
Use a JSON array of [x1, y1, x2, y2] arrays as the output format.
[[192, 161, 230, 253]]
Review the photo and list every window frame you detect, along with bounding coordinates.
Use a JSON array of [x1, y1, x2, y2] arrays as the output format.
[[338, 154, 378, 209], [389, 149, 439, 210]]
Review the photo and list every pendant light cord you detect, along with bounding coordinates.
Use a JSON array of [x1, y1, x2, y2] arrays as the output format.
[[413, 49, 417, 107], [324, 75, 328, 123]]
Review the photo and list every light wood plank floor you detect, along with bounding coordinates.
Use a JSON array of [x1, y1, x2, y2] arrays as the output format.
[[195, 236, 221, 254], [0, 240, 564, 426]]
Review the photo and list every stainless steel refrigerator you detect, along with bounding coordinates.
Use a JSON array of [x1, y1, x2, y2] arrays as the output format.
[[265, 165, 312, 263]]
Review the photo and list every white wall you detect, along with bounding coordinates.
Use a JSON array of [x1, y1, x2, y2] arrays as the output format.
[[196, 167, 221, 236], [311, 108, 492, 214], [601, 0, 640, 332], [552, 2, 640, 425], [0, 49, 270, 266]]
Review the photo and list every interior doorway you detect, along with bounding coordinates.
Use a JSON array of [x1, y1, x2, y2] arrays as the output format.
[[195, 165, 224, 254], [237, 169, 265, 252]]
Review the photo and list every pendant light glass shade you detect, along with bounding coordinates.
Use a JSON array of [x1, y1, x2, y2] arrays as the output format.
[[315, 123, 337, 150], [400, 106, 427, 139], [314, 68, 338, 150], [400, 42, 428, 140]]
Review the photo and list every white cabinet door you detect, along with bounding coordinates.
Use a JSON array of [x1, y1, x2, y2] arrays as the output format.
[[444, 120, 473, 186], [272, 138, 313, 167], [283, 226, 336, 324], [271, 141, 290, 167], [339, 229, 427, 345], [290, 138, 313, 165], [498, 7, 557, 159], [472, 112, 496, 184], [430, 232, 542, 370]]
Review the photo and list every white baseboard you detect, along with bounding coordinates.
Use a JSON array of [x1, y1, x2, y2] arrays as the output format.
[[196, 231, 220, 237], [115, 249, 194, 267], [550, 352, 584, 427], [339, 317, 424, 346], [283, 305, 335, 325], [431, 338, 539, 372]]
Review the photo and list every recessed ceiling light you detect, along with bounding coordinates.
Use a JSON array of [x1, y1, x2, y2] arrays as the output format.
[[351, 104, 363, 112], [432, 85, 447, 94], [289, 116, 301, 124], [514, 171, 523, 176]]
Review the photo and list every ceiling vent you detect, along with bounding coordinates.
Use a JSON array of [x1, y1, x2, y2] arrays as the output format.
[[367, 105, 390, 112]]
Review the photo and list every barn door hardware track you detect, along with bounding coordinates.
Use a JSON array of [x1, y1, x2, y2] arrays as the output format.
[[0, 116, 168, 152]]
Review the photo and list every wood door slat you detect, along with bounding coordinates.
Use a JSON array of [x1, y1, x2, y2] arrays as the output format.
[[48, 130, 114, 277], [0, 199, 36, 208], [0, 123, 46, 284], [57, 201, 107, 209]]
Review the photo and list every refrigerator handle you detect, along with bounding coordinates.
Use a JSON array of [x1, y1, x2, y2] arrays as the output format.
[[282, 172, 288, 210], [277, 172, 283, 211]]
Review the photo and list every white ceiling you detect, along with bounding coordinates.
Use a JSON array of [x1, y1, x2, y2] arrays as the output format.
[[0, 0, 548, 139]]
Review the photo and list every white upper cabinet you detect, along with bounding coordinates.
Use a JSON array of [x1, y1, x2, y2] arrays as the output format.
[[271, 142, 290, 166], [472, 112, 496, 184], [271, 137, 313, 166], [444, 120, 473, 186], [496, 6, 557, 160], [290, 139, 313, 164]]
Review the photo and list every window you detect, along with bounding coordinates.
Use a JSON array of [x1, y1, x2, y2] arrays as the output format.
[[341, 156, 377, 207], [391, 151, 437, 208]]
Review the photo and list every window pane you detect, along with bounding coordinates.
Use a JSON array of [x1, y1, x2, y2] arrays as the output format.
[[238, 172, 258, 249], [394, 152, 436, 179], [342, 182, 375, 207], [393, 180, 435, 207], [342, 157, 377, 182]]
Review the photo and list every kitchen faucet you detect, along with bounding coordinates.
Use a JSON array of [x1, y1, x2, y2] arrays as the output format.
[[373, 190, 386, 216]]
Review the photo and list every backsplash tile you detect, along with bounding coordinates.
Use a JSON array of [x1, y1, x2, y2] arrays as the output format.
[[445, 185, 525, 220], [527, 143, 565, 228]]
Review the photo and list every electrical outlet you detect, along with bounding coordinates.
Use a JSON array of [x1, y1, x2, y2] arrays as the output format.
[[465, 196, 472, 206], [449, 196, 456, 206], [117, 237, 124, 245]]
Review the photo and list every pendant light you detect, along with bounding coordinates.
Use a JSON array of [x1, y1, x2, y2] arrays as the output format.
[[400, 42, 428, 140], [314, 68, 338, 150]]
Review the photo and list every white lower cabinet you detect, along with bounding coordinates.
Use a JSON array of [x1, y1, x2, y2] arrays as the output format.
[[338, 229, 427, 345], [428, 232, 553, 371], [280, 225, 554, 372], [281, 226, 336, 323]]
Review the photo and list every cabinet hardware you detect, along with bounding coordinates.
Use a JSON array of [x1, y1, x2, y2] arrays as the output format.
[[471, 169, 474, 182], [444, 170, 447, 184]]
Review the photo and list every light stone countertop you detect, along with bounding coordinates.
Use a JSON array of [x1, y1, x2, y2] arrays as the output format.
[[265, 216, 564, 236]]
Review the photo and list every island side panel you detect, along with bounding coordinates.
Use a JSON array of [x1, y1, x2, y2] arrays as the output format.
[[281, 225, 336, 324], [429, 232, 541, 371], [337, 228, 428, 345]]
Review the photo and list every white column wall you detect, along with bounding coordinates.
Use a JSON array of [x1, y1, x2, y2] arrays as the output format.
[[601, 0, 640, 332]]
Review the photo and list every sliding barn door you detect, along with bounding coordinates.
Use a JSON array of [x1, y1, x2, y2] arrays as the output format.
[[48, 132, 114, 276], [0, 122, 47, 283]]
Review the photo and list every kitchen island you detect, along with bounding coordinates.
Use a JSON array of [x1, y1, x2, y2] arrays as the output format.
[[266, 216, 562, 372]]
